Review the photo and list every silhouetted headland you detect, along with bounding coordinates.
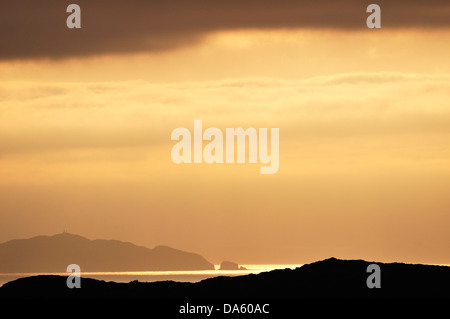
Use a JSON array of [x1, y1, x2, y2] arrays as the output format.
[[0, 233, 214, 272], [1, 258, 449, 299]]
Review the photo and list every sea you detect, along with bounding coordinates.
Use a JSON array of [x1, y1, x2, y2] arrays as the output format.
[[0, 264, 303, 287]]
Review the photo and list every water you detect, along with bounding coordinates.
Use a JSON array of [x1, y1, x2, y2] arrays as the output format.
[[0, 264, 303, 287]]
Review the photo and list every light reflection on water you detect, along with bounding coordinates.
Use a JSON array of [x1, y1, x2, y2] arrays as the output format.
[[0, 264, 303, 287]]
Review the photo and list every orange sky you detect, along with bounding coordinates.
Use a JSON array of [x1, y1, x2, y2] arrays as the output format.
[[0, 3, 449, 264]]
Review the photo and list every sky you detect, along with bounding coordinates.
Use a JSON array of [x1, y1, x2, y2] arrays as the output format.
[[0, 1, 449, 265]]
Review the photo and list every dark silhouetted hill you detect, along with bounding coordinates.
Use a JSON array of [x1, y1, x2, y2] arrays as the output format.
[[1, 257, 449, 299], [0, 233, 214, 272]]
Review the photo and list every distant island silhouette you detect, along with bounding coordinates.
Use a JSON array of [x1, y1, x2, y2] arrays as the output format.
[[1, 258, 449, 299], [0, 232, 214, 272], [219, 261, 247, 270]]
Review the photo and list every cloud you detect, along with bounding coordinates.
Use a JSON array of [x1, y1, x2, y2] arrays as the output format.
[[1, 0, 449, 60], [1, 73, 449, 159]]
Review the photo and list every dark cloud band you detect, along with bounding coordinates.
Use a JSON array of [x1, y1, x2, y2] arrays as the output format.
[[1, 0, 449, 60]]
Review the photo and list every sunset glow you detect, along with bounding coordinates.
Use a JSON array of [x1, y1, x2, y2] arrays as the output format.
[[1, 1, 449, 266]]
